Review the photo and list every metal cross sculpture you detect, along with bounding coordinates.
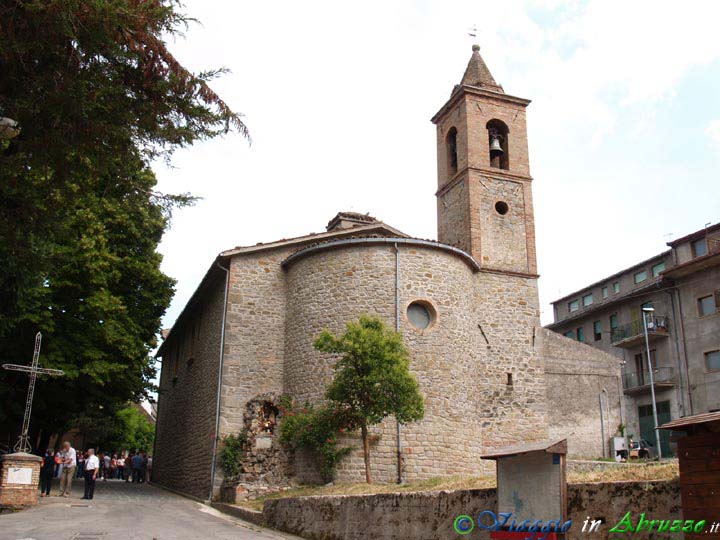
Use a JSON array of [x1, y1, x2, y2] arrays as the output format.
[[2, 332, 64, 453]]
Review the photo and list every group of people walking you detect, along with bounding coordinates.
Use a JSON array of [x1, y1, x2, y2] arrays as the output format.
[[39, 441, 152, 500]]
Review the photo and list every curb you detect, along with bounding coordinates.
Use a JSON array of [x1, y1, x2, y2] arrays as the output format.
[[211, 502, 265, 526]]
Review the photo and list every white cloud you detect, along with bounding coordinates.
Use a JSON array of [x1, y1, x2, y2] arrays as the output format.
[[153, 0, 720, 332], [706, 119, 720, 149]]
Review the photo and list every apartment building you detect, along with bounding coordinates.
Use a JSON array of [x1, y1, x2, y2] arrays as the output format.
[[547, 222, 720, 457]]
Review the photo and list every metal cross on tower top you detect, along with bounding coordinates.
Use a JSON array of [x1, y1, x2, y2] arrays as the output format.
[[2, 332, 64, 453]]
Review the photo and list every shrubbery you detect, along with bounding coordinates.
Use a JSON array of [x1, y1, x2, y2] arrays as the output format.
[[219, 430, 249, 478], [278, 401, 352, 482]]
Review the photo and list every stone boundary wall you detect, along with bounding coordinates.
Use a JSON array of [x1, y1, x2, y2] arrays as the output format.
[[537, 327, 622, 458], [263, 480, 679, 540]]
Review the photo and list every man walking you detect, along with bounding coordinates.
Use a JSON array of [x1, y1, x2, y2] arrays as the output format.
[[82, 449, 99, 500], [131, 451, 143, 483], [58, 441, 77, 497]]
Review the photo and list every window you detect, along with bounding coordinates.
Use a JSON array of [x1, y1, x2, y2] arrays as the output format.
[[651, 261, 665, 278], [582, 294, 593, 307], [634, 270, 648, 284], [593, 321, 602, 341], [609, 313, 618, 330], [446, 127, 458, 176], [692, 238, 708, 258], [564, 330, 574, 339], [576, 327, 585, 343], [602, 286, 608, 299], [407, 300, 436, 330], [568, 300, 579, 313], [495, 201, 509, 215], [706, 350, 720, 372], [613, 282, 620, 294], [698, 295, 717, 316], [486, 119, 509, 170]]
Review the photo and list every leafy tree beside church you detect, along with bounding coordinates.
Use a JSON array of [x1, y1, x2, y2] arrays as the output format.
[[314, 316, 425, 484], [0, 0, 247, 449]]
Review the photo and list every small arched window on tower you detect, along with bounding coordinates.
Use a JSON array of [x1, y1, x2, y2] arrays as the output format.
[[446, 127, 458, 177], [486, 119, 509, 170]]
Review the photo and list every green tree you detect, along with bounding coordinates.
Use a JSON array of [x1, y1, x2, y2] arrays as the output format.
[[0, 0, 247, 448], [278, 402, 352, 482], [314, 315, 425, 483], [73, 403, 155, 453], [111, 405, 156, 453]]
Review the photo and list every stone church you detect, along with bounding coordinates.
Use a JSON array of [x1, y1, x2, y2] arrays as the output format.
[[153, 46, 622, 500]]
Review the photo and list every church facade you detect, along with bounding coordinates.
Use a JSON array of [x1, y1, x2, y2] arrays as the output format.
[[153, 47, 623, 500]]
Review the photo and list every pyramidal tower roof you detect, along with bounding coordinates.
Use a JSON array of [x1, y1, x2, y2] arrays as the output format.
[[456, 44, 504, 94]]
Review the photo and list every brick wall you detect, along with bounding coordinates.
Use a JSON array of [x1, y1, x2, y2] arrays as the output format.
[[0, 453, 42, 508]]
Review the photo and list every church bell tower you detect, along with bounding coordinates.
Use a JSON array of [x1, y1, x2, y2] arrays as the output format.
[[432, 45, 537, 276]]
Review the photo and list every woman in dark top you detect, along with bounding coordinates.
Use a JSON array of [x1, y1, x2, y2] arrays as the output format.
[[40, 449, 55, 497]]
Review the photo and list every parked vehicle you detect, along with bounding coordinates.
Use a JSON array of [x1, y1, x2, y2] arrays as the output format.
[[629, 439, 657, 460]]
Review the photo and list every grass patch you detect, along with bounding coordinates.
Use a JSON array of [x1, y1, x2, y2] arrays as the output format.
[[236, 461, 678, 512], [569, 461, 678, 484]]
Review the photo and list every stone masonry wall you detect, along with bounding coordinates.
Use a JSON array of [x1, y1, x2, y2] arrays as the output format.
[[153, 271, 226, 499], [472, 271, 548, 453], [264, 479, 680, 540], [537, 328, 622, 458], [475, 174, 529, 272], [219, 251, 288, 438], [284, 242, 548, 483], [437, 175, 471, 255]]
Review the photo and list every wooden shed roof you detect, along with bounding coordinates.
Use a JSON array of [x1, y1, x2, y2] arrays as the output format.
[[481, 439, 567, 460], [659, 411, 720, 430]]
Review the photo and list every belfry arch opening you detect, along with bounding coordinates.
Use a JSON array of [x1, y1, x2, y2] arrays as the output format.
[[486, 119, 509, 170], [446, 127, 458, 177]]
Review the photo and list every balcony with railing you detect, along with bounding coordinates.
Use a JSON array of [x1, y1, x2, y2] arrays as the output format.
[[622, 366, 676, 395], [611, 315, 670, 348]]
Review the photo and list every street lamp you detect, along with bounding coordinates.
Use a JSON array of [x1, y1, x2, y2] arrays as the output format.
[[641, 306, 663, 459]]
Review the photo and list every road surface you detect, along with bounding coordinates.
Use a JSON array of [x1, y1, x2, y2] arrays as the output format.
[[0, 478, 301, 540]]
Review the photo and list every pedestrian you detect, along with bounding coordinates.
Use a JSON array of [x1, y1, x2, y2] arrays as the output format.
[[116, 455, 125, 481], [58, 441, 77, 497], [102, 452, 111, 481], [39, 449, 54, 497], [53, 449, 62, 478], [76, 451, 85, 478], [125, 452, 133, 482], [145, 455, 153, 483], [82, 449, 99, 500], [97, 452, 105, 480], [131, 451, 143, 483], [140, 452, 148, 483]]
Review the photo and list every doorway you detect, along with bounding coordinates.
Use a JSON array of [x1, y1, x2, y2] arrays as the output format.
[[638, 401, 672, 457]]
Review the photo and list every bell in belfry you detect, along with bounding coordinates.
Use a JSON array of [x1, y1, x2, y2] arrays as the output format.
[[490, 133, 504, 155]]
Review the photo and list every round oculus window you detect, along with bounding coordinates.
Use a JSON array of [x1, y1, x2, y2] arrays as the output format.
[[495, 201, 509, 215], [407, 301, 435, 330]]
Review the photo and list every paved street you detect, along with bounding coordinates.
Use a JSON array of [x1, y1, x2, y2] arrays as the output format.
[[0, 479, 300, 540]]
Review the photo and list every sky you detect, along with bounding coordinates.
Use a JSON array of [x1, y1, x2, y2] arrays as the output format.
[[154, 0, 720, 331]]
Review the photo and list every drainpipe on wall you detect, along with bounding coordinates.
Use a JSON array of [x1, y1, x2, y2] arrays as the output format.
[[666, 289, 688, 417], [208, 259, 230, 503], [599, 389, 609, 458], [394, 242, 403, 484], [615, 366, 628, 461], [669, 287, 693, 415]]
